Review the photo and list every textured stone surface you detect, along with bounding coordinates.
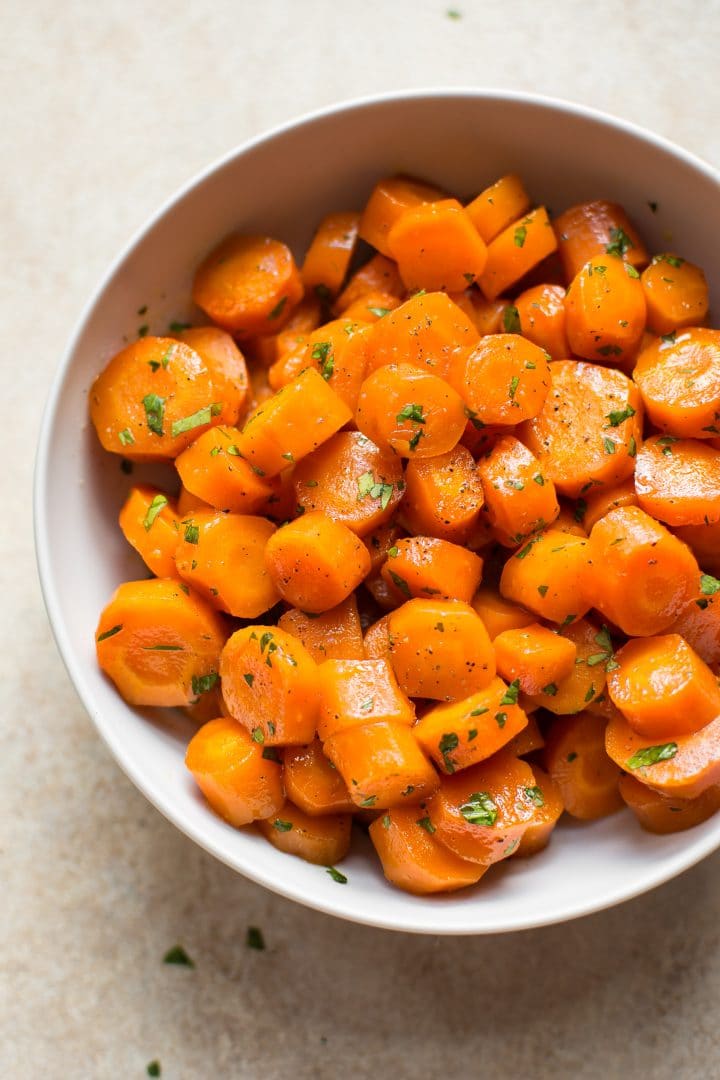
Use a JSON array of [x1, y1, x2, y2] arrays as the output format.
[[3, 1, 720, 1076]]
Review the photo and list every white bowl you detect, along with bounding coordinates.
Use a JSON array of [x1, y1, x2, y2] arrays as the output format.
[[35, 89, 720, 934]]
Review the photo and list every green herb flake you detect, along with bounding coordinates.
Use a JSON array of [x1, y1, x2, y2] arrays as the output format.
[[360, 795, 377, 807], [143, 493, 169, 531], [396, 403, 426, 425], [246, 926, 266, 949], [584, 683, 596, 703], [388, 546, 399, 559], [171, 402, 222, 438], [495, 712, 507, 728], [326, 866, 348, 883], [388, 570, 411, 598], [574, 498, 587, 523], [700, 574, 720, 596], [142, 393, 166, 436], [538, 584, 549, 597], [533, 473, 545, 486], [514, 224, 527, 248], [381, 814, 391, 829], [524, 785, 545, 807], [262, 747, 280, 762], [269, 296, 287, 320], [147, 1062, 161, 1077], [567, 751, 578, 762], [438, 732, 459, 772], [628, 436, 637, 458], [97, 624, 123, 643], [272, 820, 293, 833], [367, 305, 392, 318], [359, 697, 375, 714], [605, 406, 636, 427], [184, 523, 199, 544], [118, 427, 135, 446], [163, 945, 194, 967], [542, 683, 558, 696], [624, 263, 640, 279], [603, 437, 616, 455], [191, 672, 218, 696], [500, 679, 520, 706], [459, 791, 498, 826], [605, 227, 634, 257], [251, 727, 264, 744], [508, 375, 520, 401], [144, 644, 183, 652], [416, 816, 436, 834], [627, 742, 678, 769], [503, 305, 521, 333], [169, 320, 191, 333], [243, 673, 255, 688], [312, 341, 334, 380]]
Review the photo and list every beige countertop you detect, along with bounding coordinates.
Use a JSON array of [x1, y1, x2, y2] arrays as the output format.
[[4, 1, 720, 1076]]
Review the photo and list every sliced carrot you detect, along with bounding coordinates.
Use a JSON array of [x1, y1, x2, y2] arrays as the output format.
[[324, 720, 439, 808], [185, 717, 284, 826], [553, 200, 648, 282], [619, 773, 720, 835], [526, 617, 609, 716], [339, 291, 401, 323], [564, 254, 646, 362], [362, 291, 478, 379], [176, 326, 249, 413], [175, 425, 276, 513], [257, 802, 352, 865], [478, 207, 558, 301], [387, 199, 488, 292], [471, 586, 535, 641], [633, 329, 720, 439], [356, 362, 466, 458], [465, 173, 531, 243], [499, 527, 590, 625], [118, 485, 180, 578], [606, 712, 720, 799], [513, 283, 569, 360], [544, 712, 623, 820], [675, 521, 720, 575], [669, 583, 720, 667], [402, 445, 484, 544], [493, 623, 577, 695], [449, 333, 551, 425], [284, 739, 355, 816], [278, 598, 364, 665], [505, 715, 545, 758], [464, 294, 508, 335], [477, 435, 560, 545], [357, 174, 446, 256], [301, 211, 359, 297], [582, 477, 638, 531], [381, 536, 483, 604], [640, 254, 709, 335], [553, 506, 588, 536], [635, 434, 720, 526], [369, 806, 485, 895], [363, 521, 405, 574], [95, 578, 227, 707], [316, 657, 414, 741], [514, 764, 565, 857], [177, 484, 211, 515], [335, 253, 404, 311]]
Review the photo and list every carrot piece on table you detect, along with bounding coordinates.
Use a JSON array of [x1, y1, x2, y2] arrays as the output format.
[[564, 254, 646, 363], [514, 764, 565, 857], [493, 623, 577, 695], [185, 717, 284, 826], [355, 363, 467, 458], [369, 806, 486, 895], [364, 615, 392, 661], [513, 283, 570, 360], [478, 206, 558, 301], [358, 174, 446, 256], [240, 367, 352, 476], [175, 425, 276, 513], [257, 802, 353, 865], [219, 625, 319, 745], [192, 233, 303, 337], [301, 211, 359, 297], [633, 329, 720, 439], [669, 581, 720, 666], [324, 720, 439, 808], [449, 333, 551, 426], [292, 430, 404, 535], [264, 511, 371, 613], [640, 254, 709, 335], [388, 598, 496, 701], [402, 445, 484, 544], [176, 326, 249, 414], [605, 712, 720, 799], [499, 527, 590, 625], [583, 505, 699, 636], [335, 253, 404, 311], [553, 199, 648, 283], [477, 435, 560, 545], [95, 578, 227, 707], [175, 511, 279, 618], [278, 596, 365, 663], [526, 617, 610, 715], [90, 337, 238, 460], [471, 586, 535, 641], [607, 634, 720, 739], [427, 750, 537, 864], [381, 536, 483, 604], [387, 198, 488, 292], [118, 485, 180, 578], [619, 773, 720, 835], [362, 291, 478, 379], [414, 676, 528, 774], [284, 739, 355, 816], [518, 359, 643, 497], [316, 657, 414, 741], [634, 435, 720, 526], [505, 714, 545, 758], [544, 712, 623, 820], [582, 477, 638, 531], [465, 173, 531, 244]]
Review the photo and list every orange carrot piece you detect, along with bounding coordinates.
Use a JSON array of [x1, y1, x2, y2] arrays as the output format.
[[118, 485, 180, 578], [477, 435, 560, 546], [635, 434, 720, 526], [505, 715, 545, 758], [669, 582, 720, 667], [339, 291, 401, 323], [369, 806, 486, 894], [514, 763, 565, 857], [675, 521, 720, 575], [387, 198, 488, 292], [478, 207, 558, 301], [544, 712, 623, 819], [358, 174, 446, 256], [564, 254, 646, 362], [301, 211, 359, 297], [176, 484, 212, 515], [449, 333, 551, 426], [606, 712, 720, 799], [526, 617, 609, 716], [582, 477, 638, 531], [493, 623, 577, 696], [362, 291, 478, 379], [471, 587, 535, 641], [513, 283, 570, 360], [175, 425, 276, 513], [381, 536, 483, 604], [465, 174, 531, 244], [316, 657, 414, 741], [284, 739, 355, 816], [499, 528, 590, 625], [176, 326, 249, 413], [619, 773, 720, 835], [553, 200, 649, 282], [402, 445, 484, 544], [335, 253, 403, 311], [364, 615, 392, 661], [633, 329, 720, 439], [257, 802, 352, 864], [640, 254, 709, 335], [324, 720, 439, 808], [277, 595, 365, 663]]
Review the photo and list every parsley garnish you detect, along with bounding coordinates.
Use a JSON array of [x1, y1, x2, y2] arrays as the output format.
[[142, 393, 166, 436], [500, 679, 520, 706], [143, 493, 168, 531], [460, 791, 498, 826], [416, 817, 436, 834], [246, 926, 266, 949], [439, 732, 459, 772], [147, 1062, 161, 1077], [171, 403, 222, 438], [326, 866, 348, 883], [367, 305, 392, 317], [191, 672, 218, 696], [514, 225, 527, 248], [508, 375, 520, 401], [183, 522, 199, 544], [605, 227, 634, 257], [700, 574, 720, 596], [503, 305, 521, 333], [312, 341, 334, 380], [524, 785, 545, 807], [627, 743, 678, 769], [605, 406, 636, 427], [243, 673, 255, 688], [163, 945, 194, 967], [118, 427, 135, 446], [269, 296, 287, 320], [586, 625, 619, 671], [388, 570, 411, 598], [97, 624, 122, 642], [272, 819, 293, 832]]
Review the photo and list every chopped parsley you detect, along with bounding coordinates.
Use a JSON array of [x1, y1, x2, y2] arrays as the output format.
[[605, 227, 634, 257], [171, 403, 222, 438], [269, 296, 287, 320], [326, 866, 348, 883], [142, 393, 166, 436], [118, 427, 135, 446], [605, 405, 636, 427], [627, 743, 678, 769], [500, 679, 520, 706], [524, 785, 545, 807], [243, 673, 255, 688], [439, 732, 459, 772], [183, 522, 199, 544], [312, 341, 334, 380], [416, 816, 436, 834], [97, 624, 122, 642], [163, 945, 194, 967], [143, 493, 168, 531], [503, 305, 521, 333], [514, 224, 527, 248], [459, 791, 498, 826], [272, 819, 293, 832], [246, 926, 266, 949], [191, 672, 218, 696], [700, 574, 720, 596]]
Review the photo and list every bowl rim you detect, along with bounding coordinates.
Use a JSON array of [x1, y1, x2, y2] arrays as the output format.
[[34, 87, 720, 934]]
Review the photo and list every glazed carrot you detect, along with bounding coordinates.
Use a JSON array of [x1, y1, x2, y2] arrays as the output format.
[[607, 634, 720, 738], [363, 615, 392, 661], [301, 211, 359, 297], [499, 527, 590, 625], [369, 806, 486, 895], [634, 435, 720, 526], [90, 337, 238, 460], [245, 363, 275, 413], [471, 587, 535, 641], [544, 712, 623, 819], [284, 739, 355, 816], [493, 623, 577, 695], [669, 582, 720, 666], [448, 333, 551, 425], [505, 714, 545, 758], [292, 430, 404, 535], [339, 291, 401, 323], [564, 255, 646, 362], [464, 513, 497, 553], [316, 657, 415, 741], [355, 363, 467, 458], [477, 435, 560, 545], [219, 625, 319, 745], [363, 521, 405, 574], [264, 511, 371, 613], [514, 764, 564, 857], [118, 485, 180, 578], [465, 174, 531, 243], [619, 773, 720, 835], [519, 360, 643, 497], [478, 207, 558, 301], [583, 505, 699, 636], [277, 596, 365, 663], [324, 720, 439, 808], [402, 446, 484, 544], [463, 294, 508, 335], [605, 712, 720, 799], [192, 233, 303, 336], [176, 327, 249, 414], [362, 291, 478, 379], [633, 329, 720, 439], [185, 717, 284, 826], [512, 284, 570, 360], [257, 802, 353, 865], [427, 750, 537, 863], [582, 477, 638, 532], [95, 578, 227, 707], [388, 598, 496, 700], [358, 174, 446, 256], [175, 512, 279, 618], [387, 199, 488, 292], [414, 677, 529, 773], [674, 522, 720, 575], [381, 536, 483, 604], [240, 367, 353, 476], [184, 684, 226, 726], [526, 617, 609, 715], [175, 425, 276, 513], [177, 484, 212, 515], [252, 465, 297, 524], [248, 295, 324, 371], [640, 254, 709, 335], [553, 200, 648, 282], [335, 253, 404, 311]]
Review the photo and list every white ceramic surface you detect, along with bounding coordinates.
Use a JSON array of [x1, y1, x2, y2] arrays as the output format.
[[34, 89, 720, 934]]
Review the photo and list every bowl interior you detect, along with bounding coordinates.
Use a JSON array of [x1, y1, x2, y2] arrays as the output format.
[[36, 91, 720, 933]]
